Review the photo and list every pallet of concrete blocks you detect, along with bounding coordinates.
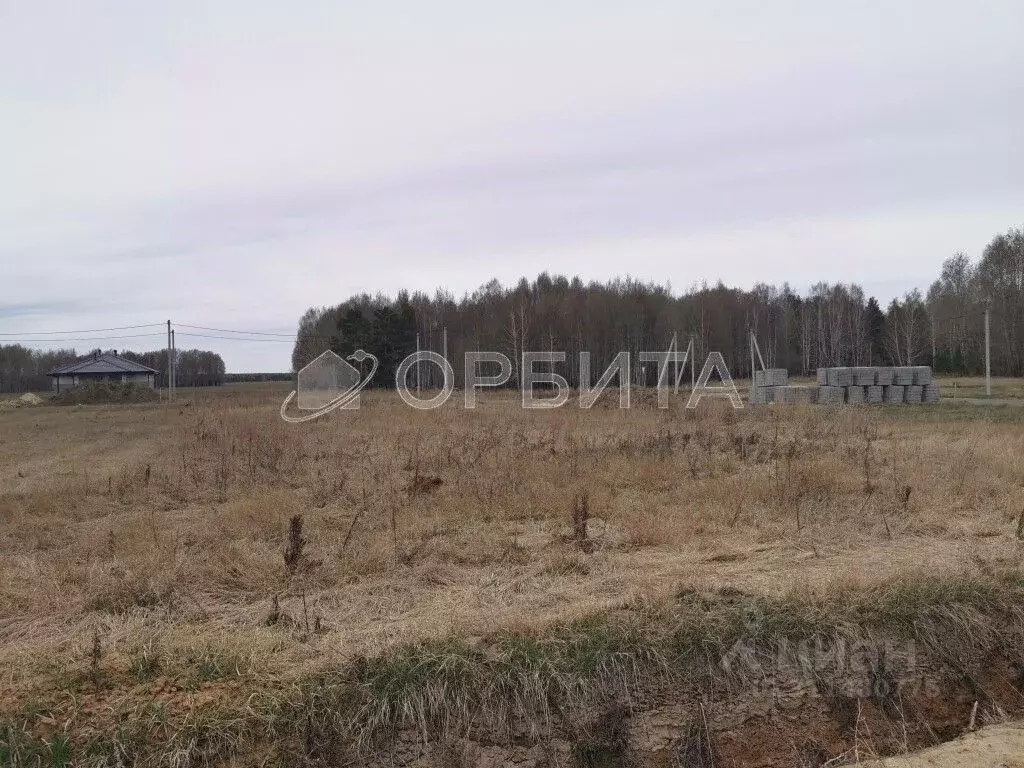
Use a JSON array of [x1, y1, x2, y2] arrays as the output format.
[[905, 385, 923, 404], [846, 385, 866, 404], [893, 367, 914, 386], [775, 385, 818, 405], [866, 385, 883, 404], [825, 367, 853, 387], [817, 385, 845, 405], [753, 369, 789, 387], [853, 367, 877, 386], [751, 369, 788, 405], [912, 366, 933, 386], [875, 367, 894, 386], [923, 382, 940, 403], [884, 385, 905, 403]]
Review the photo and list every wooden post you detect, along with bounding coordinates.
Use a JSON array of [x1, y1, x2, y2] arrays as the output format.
[[749, 333, 755, 403], [985, 308, 991, 397], [171, 329, 176, 396], [167, 320, 172, 401]]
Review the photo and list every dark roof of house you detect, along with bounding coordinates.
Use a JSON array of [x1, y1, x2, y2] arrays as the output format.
[[48, 353, 159, 377]]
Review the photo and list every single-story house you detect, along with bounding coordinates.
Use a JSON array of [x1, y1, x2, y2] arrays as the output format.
[[47, 352, 158, 392]]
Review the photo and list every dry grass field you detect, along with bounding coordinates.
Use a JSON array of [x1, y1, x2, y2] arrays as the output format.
[[2, 378, 1024, 766]]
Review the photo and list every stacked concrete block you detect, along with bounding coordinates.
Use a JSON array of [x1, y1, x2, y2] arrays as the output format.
[[893, 367, 914, 386], [753, 366, 938, 406], [754, 369, 789, 387], [884, 385, 905, 403], [817, 385, 845, 405], [751, 369, 788, 405], [776, 385, 818, 405], [826, 367, 853, 387], [853, 367, 877, 386]]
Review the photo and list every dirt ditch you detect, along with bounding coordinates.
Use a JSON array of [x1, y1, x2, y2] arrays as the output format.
[[351, 647, 1023, 766], [4, 576, 1024, 767]]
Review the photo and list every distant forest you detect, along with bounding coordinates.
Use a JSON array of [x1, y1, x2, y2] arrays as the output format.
[[0, 347, 225, 393], [292, 227, 1024, 386]]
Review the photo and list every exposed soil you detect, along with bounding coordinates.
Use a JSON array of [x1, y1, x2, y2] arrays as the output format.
[[347, 649, 1024, 767], [862, 722, 1024, 766]]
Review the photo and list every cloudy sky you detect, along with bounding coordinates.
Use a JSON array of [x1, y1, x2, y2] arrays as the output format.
[[2, 2, 1023, 371]]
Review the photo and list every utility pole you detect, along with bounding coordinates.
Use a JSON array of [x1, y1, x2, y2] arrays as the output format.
[[167, 320, 172, 401], [749, 333, 755, 403], [690, 337, 695, 390], [171, 329, 177, 397], [442, 327, 448, 388], [931, 315, 936, 369], [984, 308, 991, 397], [415, 332, 421, 396]]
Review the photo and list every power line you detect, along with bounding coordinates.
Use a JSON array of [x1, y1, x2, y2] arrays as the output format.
[[177, 323, 353, 342], [176, 332, 295, 343], [0, 333, 167, 343], [0, 323, 165, 336], [2, 321, 335, 345], [175, 323, 296, 337]]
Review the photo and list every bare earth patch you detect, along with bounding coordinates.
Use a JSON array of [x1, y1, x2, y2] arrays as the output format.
[[863, 722, 1024, 766]]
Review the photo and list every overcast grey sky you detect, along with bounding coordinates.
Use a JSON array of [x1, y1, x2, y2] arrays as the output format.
[[2, 1, 1023, 371]]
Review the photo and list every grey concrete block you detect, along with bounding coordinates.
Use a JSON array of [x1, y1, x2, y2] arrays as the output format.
[[923, 383, 940, 403], [853, 367, 877, 386], [875, 368, 894, 386], [776, 385, 817, 404], [893, 367, 914, 386], [846, 385, 865, 404], [816, 369, 827, 385], [905, 385, 923, 404], [827, 368, 853, 387], [751, 386, 778, 405], [884, 385, 905, 403], [912, 366, 933, 385], [754, 369, 789, 388], [866, 385, 883, 403], [817, 385, 845, 405]]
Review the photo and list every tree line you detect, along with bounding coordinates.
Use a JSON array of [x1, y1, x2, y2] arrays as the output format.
[[120, 349, 226, 388], [0, 346, 226, 393], [291, 227, 1024, 386]]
